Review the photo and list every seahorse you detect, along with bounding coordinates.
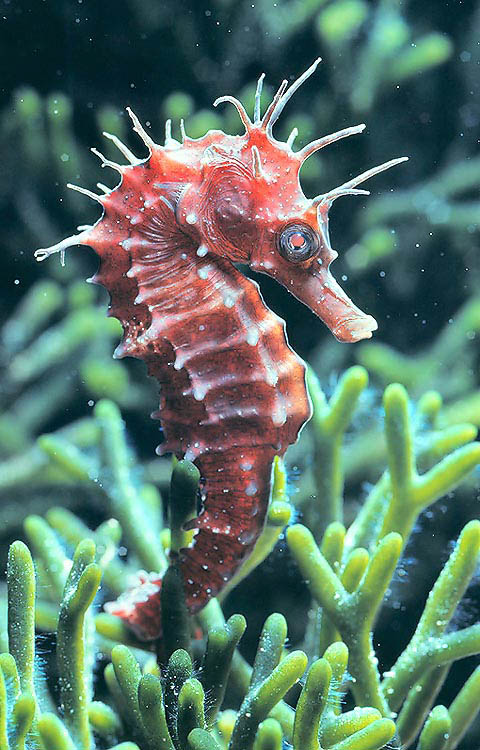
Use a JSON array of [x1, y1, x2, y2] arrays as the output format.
[[35, 59, 406, 640]]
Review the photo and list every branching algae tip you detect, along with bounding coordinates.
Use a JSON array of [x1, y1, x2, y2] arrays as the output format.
[[35, 59, 407, 640]]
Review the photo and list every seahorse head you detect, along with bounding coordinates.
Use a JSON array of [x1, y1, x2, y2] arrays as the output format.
[[35, 59, 406, 344], [174, 59, 407, 342]]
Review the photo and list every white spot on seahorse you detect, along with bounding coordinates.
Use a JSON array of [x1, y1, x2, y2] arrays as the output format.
[[265, 364, 279, 386], [193, 384, 207, 401], [245, 481, 258, 496], [222, 288, 240, 308], [240, 461, 253, 471], [173, 351, 187, 370], [272, 401, 287, 426], [198, 265, 212, 280], [120, 238, 134, 251], [196, 244, 208, 257], [186, 213, 198, 225], [246, 327, 259, 346]]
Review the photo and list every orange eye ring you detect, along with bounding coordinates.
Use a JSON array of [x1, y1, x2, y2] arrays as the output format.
[[276, 222, 320, 262]]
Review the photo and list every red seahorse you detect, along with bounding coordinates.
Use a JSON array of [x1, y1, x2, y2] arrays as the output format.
[[35, 59, 406, 640]]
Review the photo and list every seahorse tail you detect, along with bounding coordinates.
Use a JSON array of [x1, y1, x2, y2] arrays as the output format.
[[104, 446, 276, 640], [181, 446, 276, 611]]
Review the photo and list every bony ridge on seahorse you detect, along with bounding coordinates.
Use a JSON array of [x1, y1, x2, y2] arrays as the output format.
[[35, 59, 407, 640]]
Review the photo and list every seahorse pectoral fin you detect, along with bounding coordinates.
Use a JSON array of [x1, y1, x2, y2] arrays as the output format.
[[254, 256, 377, 343]]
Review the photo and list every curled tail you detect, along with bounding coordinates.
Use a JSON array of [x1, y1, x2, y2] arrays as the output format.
[[106, 447, 276, 640]]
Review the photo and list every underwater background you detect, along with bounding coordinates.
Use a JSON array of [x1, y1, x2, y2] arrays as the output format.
[[0, 1, 479, 749]]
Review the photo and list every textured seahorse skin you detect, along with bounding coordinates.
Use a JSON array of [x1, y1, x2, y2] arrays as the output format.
[[86, 172, 310, 639], [36, 60, 406, 640]]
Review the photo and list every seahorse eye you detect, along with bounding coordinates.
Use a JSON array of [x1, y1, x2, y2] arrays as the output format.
[[277, 223, 320, 263]]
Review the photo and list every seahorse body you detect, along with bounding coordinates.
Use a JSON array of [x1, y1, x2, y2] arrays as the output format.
[[35, 59, 406, 640]]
